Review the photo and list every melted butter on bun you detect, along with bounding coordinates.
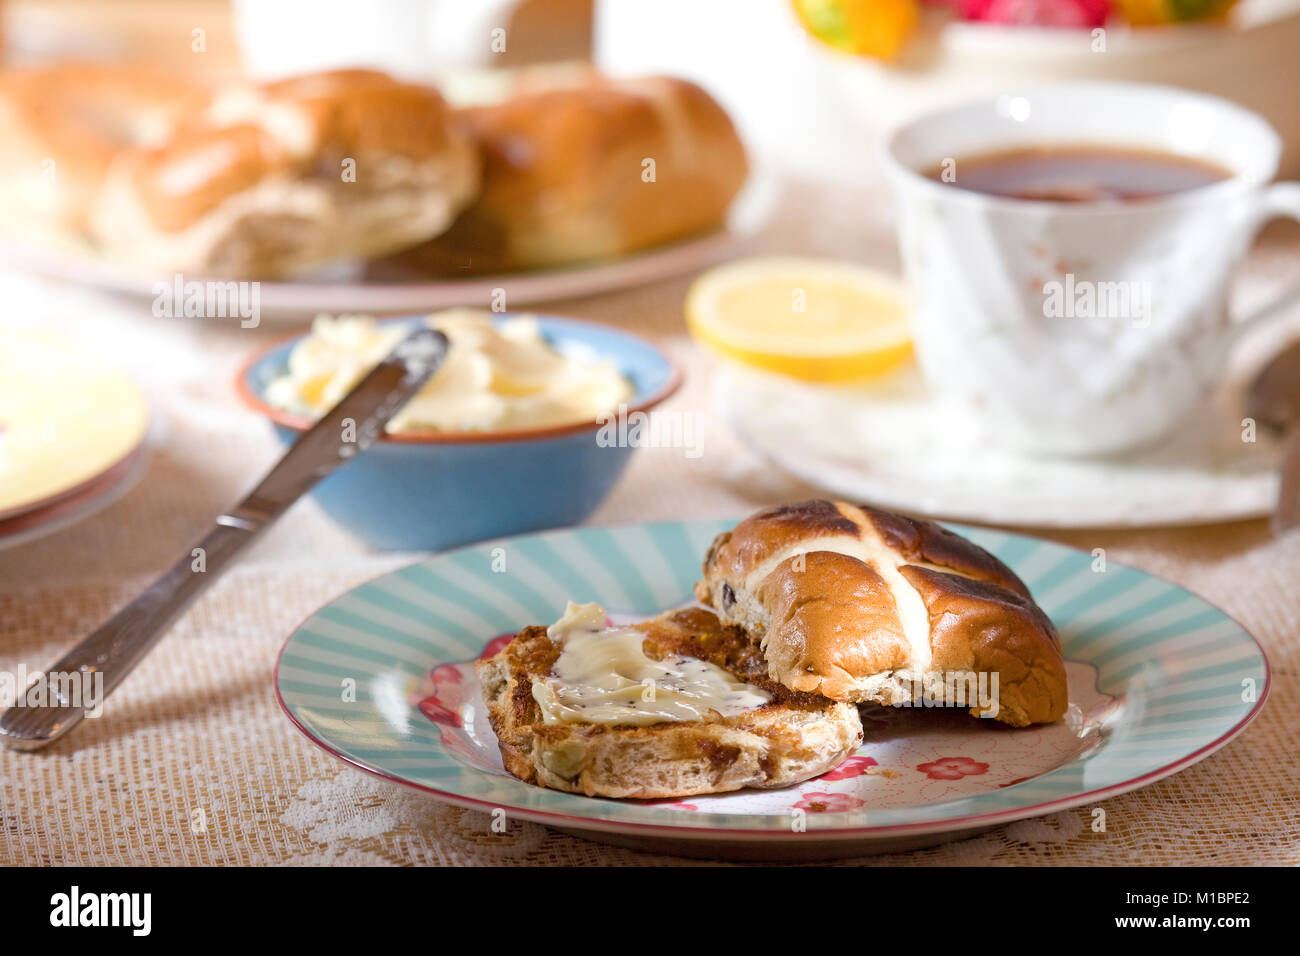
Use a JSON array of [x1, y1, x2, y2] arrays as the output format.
[[533, 602, 771, 726]]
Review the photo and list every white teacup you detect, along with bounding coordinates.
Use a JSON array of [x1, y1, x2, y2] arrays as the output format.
[[882, 83, 1300, 457]]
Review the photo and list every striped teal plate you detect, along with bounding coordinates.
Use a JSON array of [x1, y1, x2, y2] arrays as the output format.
[[275, 519, 1270, 856]]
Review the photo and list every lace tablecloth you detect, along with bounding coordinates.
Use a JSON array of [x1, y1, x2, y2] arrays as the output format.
[[1, 181, 1297, 866]]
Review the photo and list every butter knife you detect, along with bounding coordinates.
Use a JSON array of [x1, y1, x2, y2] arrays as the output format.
[[1245, 338, 1300, 533], [0, 327, 449, 751]]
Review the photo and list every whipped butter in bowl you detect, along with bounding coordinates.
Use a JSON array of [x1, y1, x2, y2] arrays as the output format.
[[238, 310, 680, 550], [264, 309, 634, 435]]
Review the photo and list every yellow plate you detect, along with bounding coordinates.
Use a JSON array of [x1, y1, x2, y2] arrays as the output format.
[[685, 256, 912, 382], [0, 327, 149, 517]]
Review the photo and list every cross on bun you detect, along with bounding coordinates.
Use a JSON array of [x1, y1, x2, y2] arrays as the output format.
[[91, 69, 478, 278], [694, 500, 1068, 727], [388, 73, 749, 276]]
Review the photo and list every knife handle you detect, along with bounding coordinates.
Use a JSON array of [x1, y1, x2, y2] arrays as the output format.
[[2, 521, 258, 749], [0, 327, 448, 751]]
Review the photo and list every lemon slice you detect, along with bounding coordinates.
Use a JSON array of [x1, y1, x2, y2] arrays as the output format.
[[685, 257, 911, 382]]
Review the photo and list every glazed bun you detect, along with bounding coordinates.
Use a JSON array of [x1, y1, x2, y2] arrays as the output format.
[[91, 69, 479, 278], [695, 500, 1069, 727], [393, 73, 749, 275], [0, 63, 208, 238]]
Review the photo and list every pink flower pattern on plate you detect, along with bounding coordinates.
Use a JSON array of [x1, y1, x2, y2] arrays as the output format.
[[430, 663, 463, 685], [917, 756, 990, 780], [793, 792, 866, 813], [478, 633, 515, 660], [418, 696, 461, 728], [819, 755, 879, 781]]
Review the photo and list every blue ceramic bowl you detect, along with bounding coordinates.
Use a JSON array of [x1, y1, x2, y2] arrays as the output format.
[[238, 314, 680, 551]]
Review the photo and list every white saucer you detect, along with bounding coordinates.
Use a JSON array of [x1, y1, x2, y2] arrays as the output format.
[[716, 363, 1280, 529]]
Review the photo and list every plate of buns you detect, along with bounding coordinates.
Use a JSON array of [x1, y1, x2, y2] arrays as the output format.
[[0, 64, 765, 320], [274, 500, 1269, 859]]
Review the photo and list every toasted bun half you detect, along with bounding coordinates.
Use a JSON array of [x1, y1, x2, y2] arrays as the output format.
[[92, 69, 479, 277], [475, 607, 862, 799], [695, 500, 1068, 727], [391, 73, 749, 276]]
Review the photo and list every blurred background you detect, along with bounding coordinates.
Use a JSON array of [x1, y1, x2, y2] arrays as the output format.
[[5, 0, 1300, 180], [4, 0, 1300, 539]]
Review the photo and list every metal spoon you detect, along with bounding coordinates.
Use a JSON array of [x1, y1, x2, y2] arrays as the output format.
[[1245, 338, 1300, 533], [0, 327, 449, 751]]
